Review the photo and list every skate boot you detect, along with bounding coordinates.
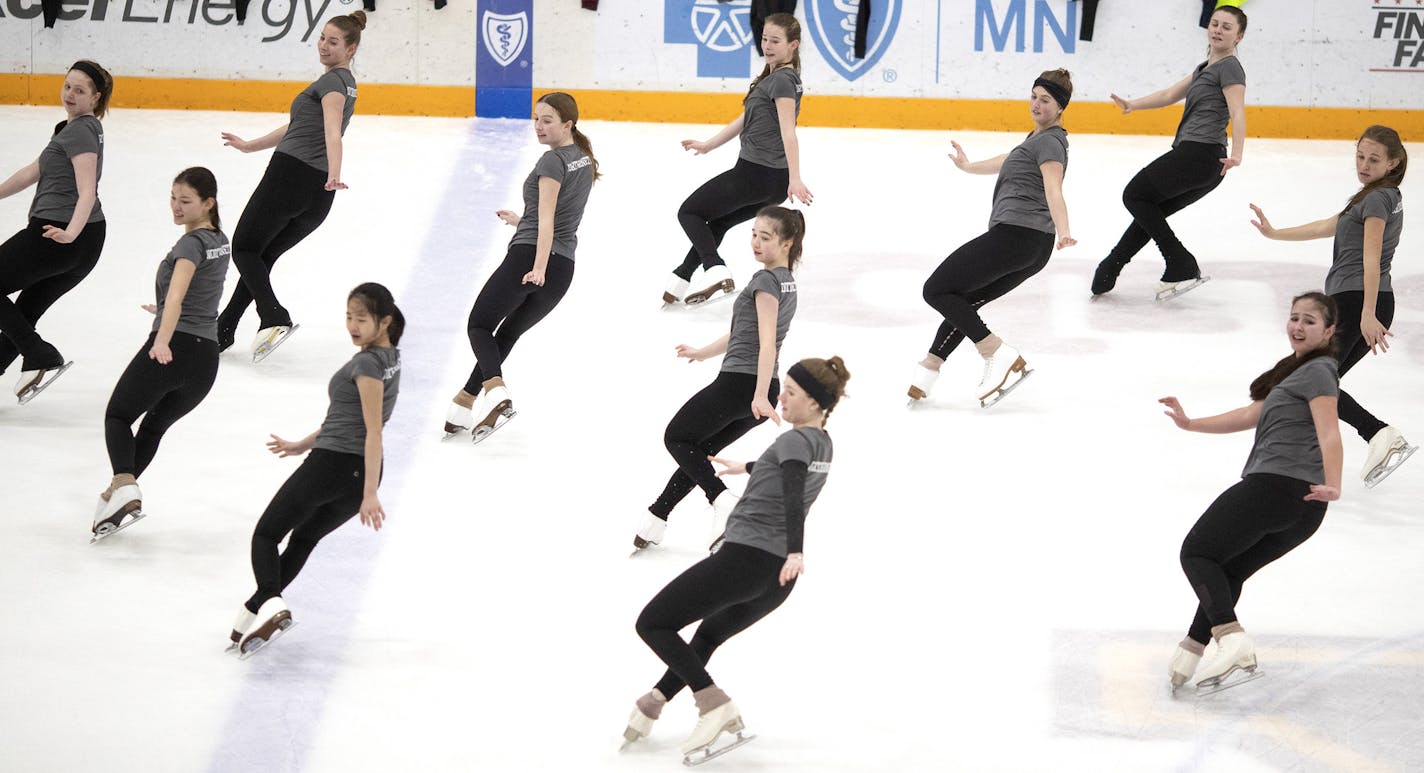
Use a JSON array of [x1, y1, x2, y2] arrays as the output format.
[[976, 343, 1031, 408], [708, 490, 738, 552], [683, 265, 735, 306], [15, 351, 74, 405], [632, 512, 668, 553], [662, 274, 691, 307], [443, 393, 476, 438], [1195, 625, 1261, 694], [237, 597, 296, 660], [1155, 275, 1211, 302], [1168, 640, 1205, 693], [252, 324, 299, 363], [471, 378, 516, 444], [227, 606, 256, 653], [1091, 254, 1130, 296], [683, 686, 755, 765], [907, 364, 940, 405], [1362, 426, 1417, 488], [620, 689, 668, 750], [91, 475, 145, 543]]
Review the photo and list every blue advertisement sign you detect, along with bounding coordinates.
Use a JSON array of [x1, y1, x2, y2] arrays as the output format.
[[806, 0, 903, 82], [476, 0, 533, 118], [663, 0, 755, 79]]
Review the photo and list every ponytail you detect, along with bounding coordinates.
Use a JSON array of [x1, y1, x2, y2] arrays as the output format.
[[756, 205, 806, 270], [794, 356, 852, 427], [1343, 125, 1407, 214], [172, 166, 221, 232], [1247, 292, 1337, 401], [348, 282, 404, 346], [538, 92, 601, 181], [746, 13, 801, 99]]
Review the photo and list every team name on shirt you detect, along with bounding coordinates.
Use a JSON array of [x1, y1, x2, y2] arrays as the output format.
[[205, 244, 231, 261], [780, 281, 797, 293], [808, 461, 831, 474], [1394, 200, 1404, 215], [382, 362, 401, 381], [346, 86, 358, 98], [567, 156, 592, 172]]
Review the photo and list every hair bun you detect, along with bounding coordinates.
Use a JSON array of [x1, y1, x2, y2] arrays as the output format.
[[350, 10, 367, 29]]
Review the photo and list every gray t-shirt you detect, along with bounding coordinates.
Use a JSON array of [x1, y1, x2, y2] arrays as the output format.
[[1241, 356, 1339, 483], [722, 267, 796, 377], [1325, 188, 1403, 295], [152, 229, 231, 342], [988, 126, 1068, 234], [313, 346, 401, 456], [30, 115, 105, 223], [738, 67, 802, 169], [1173, 56, 1246, 148], [510, 144, 594, 260], [722, 427, 834, 558], [275, 68, 357, 173]]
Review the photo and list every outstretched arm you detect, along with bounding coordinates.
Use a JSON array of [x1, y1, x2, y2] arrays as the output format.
[[682, 115, 745, 155], [1110, 75, 1192, 113], [0, 160, 39, 200], [1159, 396, 1262, 434], [1248, 204, 1337, 241], [948, 140, 1006, 175]]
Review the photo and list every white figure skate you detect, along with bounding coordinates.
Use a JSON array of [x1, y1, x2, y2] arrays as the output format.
[[471, 383, 516, 445], [1155, 275, 1211, 302], [683, 265, 735, 307], [631, 512, 669, 554], [1362, 426, 1417, 489], [1194, 631, 1262, 695], [443, 400, 474, 439], [662, 274, 691, 308], [1168, 644, 1203, 694], [977, 344, 1031, 408], [237, 597, 296, 660], [15, 361, 74, 405], [682, 701, 755, 766], [906, 364, 939, 406], [252, 324, 299, 363], [620, 690, 667, 750], [226, 607, 256, 654], [91, 482, 145, 544]]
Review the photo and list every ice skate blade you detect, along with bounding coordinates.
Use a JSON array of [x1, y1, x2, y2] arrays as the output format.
[[470, 404, 516, 445], [441, 421, 469, 440], [90, 509, 147, 544], [1155, 276, 1211, 303], [683, 281, 736, 308], [979, 367, 1033, 409], [1363, 443, 1417, 489], [16, 361, 74, 405], [1194, 666, 1263, 696], [237, 619, 297, 660], [252, 324, 300, 363], [683, 730, 756, 767]]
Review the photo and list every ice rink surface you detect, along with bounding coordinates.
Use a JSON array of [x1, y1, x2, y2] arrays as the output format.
[[0, 105, 1421, 772]]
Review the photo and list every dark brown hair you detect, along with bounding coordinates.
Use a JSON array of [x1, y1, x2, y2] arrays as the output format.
[[1213, 6, 1248, 34], [328, 10, 367, 47], [797, 356, 851, 427], [746, 13, 801, 99], [1036, 68, 1073, 101], [349, 282, 405, 346], [173, 166, 221, 231], [755, 205, 806, 271], [1344, 125, 1407, 213], [1248, 292, 1338, 401], [538, 92, 601, 181]]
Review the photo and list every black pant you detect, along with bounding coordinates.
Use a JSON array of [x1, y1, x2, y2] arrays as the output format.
[[246, 449, 371, 612], [636, 542, 794, 697], [650, 371, 779, 518], [922, 224, 1054, 358], [104, 331, 220, 477], [1331, 290, 1394, 442], [674, 158, 789, 280], [220, 153, 335, 337], [0, 218, 106, 371], [462, 244, 575, 393], [1180, 473, 1326, 645], [1107, 142, 1225, 282]]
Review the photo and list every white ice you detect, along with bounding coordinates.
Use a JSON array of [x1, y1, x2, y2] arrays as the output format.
[[1, 105, 1421, 773]]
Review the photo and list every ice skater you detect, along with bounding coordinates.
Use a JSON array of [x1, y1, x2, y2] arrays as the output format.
[[0, 59, 113, 403], [623, 356, 849, 764], [660, 12, 811, 308], [441, 92, 598, 443], [633, 206, 803, 551], [1248, 125, 1414, 487], [216, 11, 366, 362], [92, 168, 231, 542], [1092, 5, 1248, 301], [1159, 292, 1342, 694], [230, 283, 402, 658], [907, 69, 1075, 409]]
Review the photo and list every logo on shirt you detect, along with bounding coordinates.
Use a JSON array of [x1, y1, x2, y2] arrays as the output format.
[[808, 461, 832, 474], [567, 156, 592, 172], [205, 245, 232, 261], [780, 281, 798, 294], [346, 86, 358, 98], [805, 0, 903, 82], [382, 362, 402, 381], [664, 0, 754, 79], [482, 10, 530, 68]]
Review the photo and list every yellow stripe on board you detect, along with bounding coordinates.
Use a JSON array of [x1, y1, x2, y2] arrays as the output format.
[[2, 74, 1419, 139]]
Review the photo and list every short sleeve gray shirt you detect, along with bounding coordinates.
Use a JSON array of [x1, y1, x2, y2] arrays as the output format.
[[1325, 188, 1402, 295], [1241, 357, 1339, 483], [722, 427, 834, 558], [275, 68, 357, 172], [1173, 56, 1245, 148], [738, 67, 802, 169], [988, 126, 1067, 234], [722, 267, 796, 377], [313, 347, 401, 456], [510, 144, 594, 260], [152, 229, 231, 341], [30, 115, 105, 223]]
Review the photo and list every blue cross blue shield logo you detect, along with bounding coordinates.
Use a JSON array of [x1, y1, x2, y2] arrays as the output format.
[[664, 0, 754, 79], [806, 0, 902, 82]]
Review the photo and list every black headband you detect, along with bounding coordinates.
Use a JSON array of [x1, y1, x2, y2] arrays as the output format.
[[788, 362, 837, 412], [1033, 77, 1069, 110], [70, 61, 109, 94]]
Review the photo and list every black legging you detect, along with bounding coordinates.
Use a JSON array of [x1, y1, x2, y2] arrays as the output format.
[[219, 152, 335, 338], [104, 331, 220, 477], [0, 218, 106, 371], [1331, 290, 1395, 443], [649, 371, 779, 518], [1180, 473, 1326, 645], [461, 245, 574, 394], [636, 541, 794, 697], [674, 158, 789, 280], [1106, 141, 1226, 282], [246, 449, 372, 613], [922, 223, 1054, 359]]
